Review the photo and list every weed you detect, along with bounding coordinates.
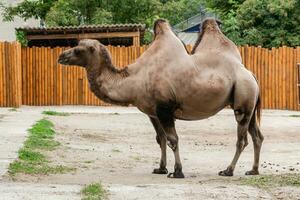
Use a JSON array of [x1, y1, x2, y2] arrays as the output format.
[[240, 174, 300, 188], [81, 183, 106, 200], [9, 118, 74, 176], [42, 111, 70, 116]]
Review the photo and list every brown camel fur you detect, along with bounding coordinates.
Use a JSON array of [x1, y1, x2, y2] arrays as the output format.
[[58, 18, 263, 178]]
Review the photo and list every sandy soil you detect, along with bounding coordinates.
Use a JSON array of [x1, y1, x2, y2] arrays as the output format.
[[4, 109, 300, 200]]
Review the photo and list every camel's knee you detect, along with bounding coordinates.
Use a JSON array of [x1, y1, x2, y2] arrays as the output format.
[[236, 139, 245, 150], [167, 135, 178, 151], [234, 109, 245, 123]]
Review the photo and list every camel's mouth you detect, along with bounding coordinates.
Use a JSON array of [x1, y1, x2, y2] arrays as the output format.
[[58, 53, 70, 65]]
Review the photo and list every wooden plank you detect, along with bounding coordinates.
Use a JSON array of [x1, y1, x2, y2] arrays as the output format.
[[50, 48, 53, 105], [29, 48, 33, 105], [265, 49, 270, 109], [282, 47, 287, 109], [296, 47, 300, 110], [286, 48, 291, 109], [0, 43, 3, 106], [5, 42, 11, 106], [35, 47, 39, 106], [16, 43, 22, 107], [41, 47, 45, 105], [57, 48, 63, 105]]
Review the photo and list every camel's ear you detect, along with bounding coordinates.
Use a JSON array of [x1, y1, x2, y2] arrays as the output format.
[[88, 46, 95, 53]]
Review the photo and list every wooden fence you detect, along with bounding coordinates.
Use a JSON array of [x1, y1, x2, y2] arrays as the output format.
[[0, 42, 300, 110], [0, 42, 22, 107]]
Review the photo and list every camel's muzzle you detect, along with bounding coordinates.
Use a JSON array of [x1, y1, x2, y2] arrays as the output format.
[[58, 52, 70, 65]]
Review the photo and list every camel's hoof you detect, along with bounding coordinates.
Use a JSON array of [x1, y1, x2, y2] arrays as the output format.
[[152, 168, 168, 174], [218, 169, 233, 176], [167, 171, 185, 178], [245, 170, 259, 175]]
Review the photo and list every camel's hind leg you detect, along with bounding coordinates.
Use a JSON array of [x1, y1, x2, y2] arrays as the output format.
[[245, 114, 264, 175], [149, 117, 168, 174], [219, 112, 250, 176]]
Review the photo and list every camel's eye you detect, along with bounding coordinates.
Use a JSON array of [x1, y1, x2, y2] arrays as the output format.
[[74, 48, 83, 56]]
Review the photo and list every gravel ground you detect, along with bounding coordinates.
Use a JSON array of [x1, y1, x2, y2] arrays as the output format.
[[0, 106, 299, 200]]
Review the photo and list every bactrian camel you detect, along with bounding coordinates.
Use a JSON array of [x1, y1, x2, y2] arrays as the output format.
[[58, 18, 263, 178]]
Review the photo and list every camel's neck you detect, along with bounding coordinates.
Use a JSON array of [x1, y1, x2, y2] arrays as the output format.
[[86, 59, 135, 106]]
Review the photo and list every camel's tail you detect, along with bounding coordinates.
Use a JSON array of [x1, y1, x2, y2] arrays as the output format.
[[256, 93, 261, 125]]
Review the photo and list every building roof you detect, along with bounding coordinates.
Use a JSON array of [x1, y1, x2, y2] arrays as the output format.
[[16, 23, 146, 47], [177, 32, 199, 45], [16, 23, 146, 35]]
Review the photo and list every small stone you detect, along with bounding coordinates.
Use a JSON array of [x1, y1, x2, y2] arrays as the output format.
[[289, 168, 295, 171]]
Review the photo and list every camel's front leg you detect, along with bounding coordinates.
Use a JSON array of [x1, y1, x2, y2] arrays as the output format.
[[149, 117, 168, 174], [156, 105, 184, 178]]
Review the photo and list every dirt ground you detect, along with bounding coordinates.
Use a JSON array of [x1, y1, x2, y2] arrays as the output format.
[[4, 108, 300, 199]]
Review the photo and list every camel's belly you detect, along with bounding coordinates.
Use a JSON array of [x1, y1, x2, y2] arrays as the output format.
[[174, 105, 226, 121]]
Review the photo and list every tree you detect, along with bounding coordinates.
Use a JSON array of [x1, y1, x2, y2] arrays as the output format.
[[205, 0, 300, 47], [1, 0, 57, 21], [45, 0, 113, 26]]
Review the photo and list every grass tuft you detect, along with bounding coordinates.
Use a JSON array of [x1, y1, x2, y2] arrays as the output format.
[[42, 111, 70, 116], [81, 183, 106, 200], [289, 114, 300, 117], [9, 118, 74, 175], [8, 108, 18, 112], [111, 149, 121, 153], [240, 174, 300, 188], [18, 149, 46, 163], [9, 161, 74, 175]]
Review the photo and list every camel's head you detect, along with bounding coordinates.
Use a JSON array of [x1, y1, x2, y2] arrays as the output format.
[[58, 39, 100, 67]]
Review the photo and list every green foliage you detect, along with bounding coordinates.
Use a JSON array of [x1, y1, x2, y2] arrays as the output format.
[[1, 0, 205, 44], [15, 30, 28, 47], [240, 174, 300, 188], [1, 0, 57, 21], [4, 0, 299, 47], [9, 161, 73, 175], [81, 183, 106, 200], [206, 0, 300, 47], [9, 118, 74, 175], [42, 110, 70, 116], [160, 0, 206, 25]]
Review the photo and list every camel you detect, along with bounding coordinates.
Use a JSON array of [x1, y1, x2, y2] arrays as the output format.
[[58, 18, 263, 178]]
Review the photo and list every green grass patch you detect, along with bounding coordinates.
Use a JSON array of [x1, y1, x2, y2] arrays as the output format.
[[81, 183, 106, 200], [8, 108, 18, 112], [111, 149, 121, 153], [18, 149, 46, 163], [289, 114, 300, 117], [130, 155, 141, 161], [9, 161, 73, 175], [240, 174, 300, 188], [8, 118, 74, 176], [84, 161, 94, 164], [42, 111, 70, 116]]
